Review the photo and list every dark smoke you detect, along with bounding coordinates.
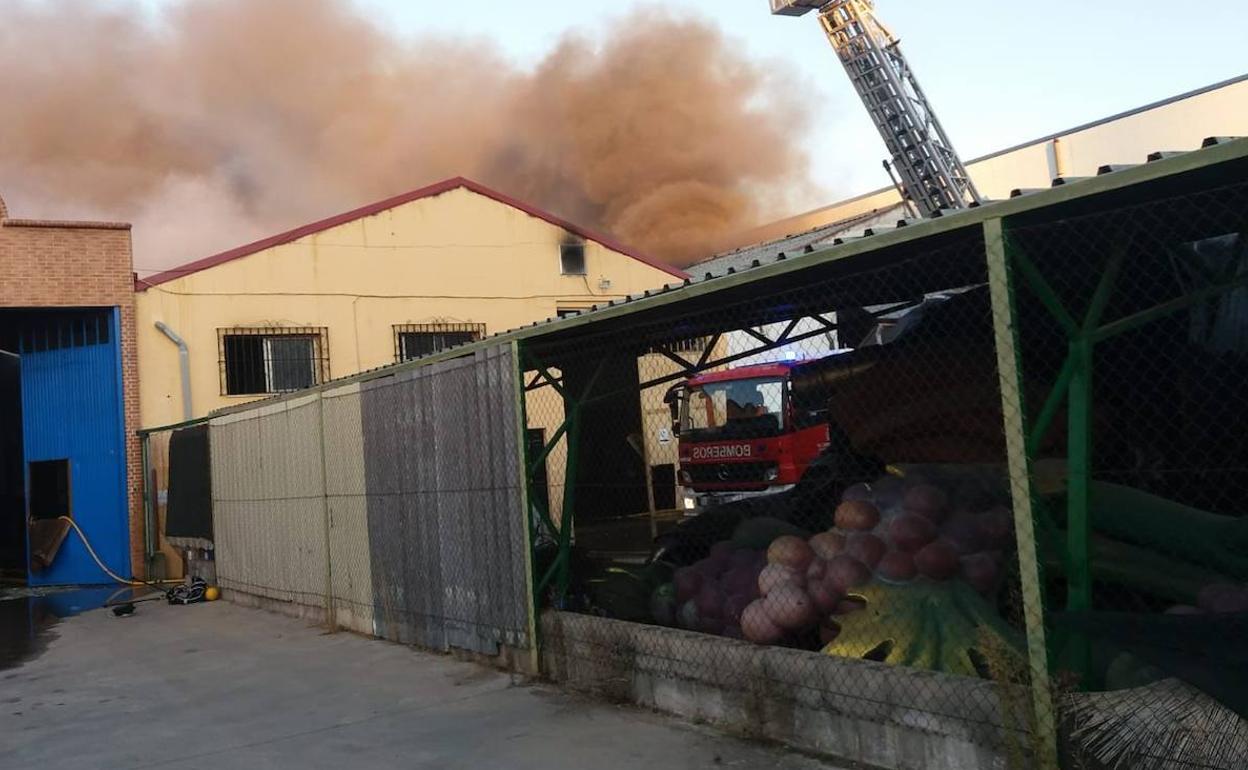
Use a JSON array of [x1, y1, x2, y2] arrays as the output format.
[[0, 0, 817, 269]]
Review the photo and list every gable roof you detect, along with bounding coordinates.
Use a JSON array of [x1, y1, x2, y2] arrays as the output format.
[[137, 176, 687, 289]]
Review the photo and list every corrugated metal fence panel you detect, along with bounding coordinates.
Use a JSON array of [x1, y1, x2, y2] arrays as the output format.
[[361, 344, 529, 654], [321, 382, 373, 636], [211, 393, 328, 607], [21, 309, 129, 585]]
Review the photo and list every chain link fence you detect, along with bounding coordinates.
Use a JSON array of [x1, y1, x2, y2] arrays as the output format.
[[1003, 176, 1248, 769], [207, 344, 535, 664], [521, 227, 1044, 764], [518, 146, 1248, 769]]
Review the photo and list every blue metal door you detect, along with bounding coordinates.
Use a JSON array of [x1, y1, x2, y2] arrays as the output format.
[[19, 308, 129, 585]]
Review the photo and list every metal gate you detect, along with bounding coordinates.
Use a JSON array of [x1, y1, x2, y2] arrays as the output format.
[[13, 308, 129, 585]]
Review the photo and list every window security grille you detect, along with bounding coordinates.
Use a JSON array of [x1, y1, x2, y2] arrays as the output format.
[[393, 323, 486, 363], [218, 327, 329, 395]]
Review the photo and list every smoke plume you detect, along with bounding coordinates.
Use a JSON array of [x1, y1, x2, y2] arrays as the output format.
[[0, 0, 816, 269]]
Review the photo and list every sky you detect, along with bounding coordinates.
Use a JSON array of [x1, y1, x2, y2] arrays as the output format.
[[342, 0, 1246, 211]]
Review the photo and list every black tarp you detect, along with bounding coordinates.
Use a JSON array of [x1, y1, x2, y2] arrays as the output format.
[[165, 425, 213, 542]]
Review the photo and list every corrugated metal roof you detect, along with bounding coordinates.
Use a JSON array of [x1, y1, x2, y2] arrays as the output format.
[[689, 205, 907, 276]]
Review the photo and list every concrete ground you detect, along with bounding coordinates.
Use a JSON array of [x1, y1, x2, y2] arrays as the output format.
[[0, 599, 844, 770]]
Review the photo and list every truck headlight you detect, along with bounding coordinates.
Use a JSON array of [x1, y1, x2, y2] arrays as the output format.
[[764, 467, 779, 482], [683, 497, 696, 511], [679, 470, 692, 484]]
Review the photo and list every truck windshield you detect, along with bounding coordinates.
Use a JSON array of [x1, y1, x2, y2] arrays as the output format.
[[683, 377, 785, 440]]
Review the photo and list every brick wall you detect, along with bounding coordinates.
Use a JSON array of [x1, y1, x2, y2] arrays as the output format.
[[0, 216, 144, 576]]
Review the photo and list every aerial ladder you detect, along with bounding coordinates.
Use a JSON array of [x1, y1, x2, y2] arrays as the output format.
[[771, 0, 981, 218]]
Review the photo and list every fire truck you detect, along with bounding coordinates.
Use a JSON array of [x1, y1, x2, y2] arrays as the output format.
[[671, 362, 833, 512], [662, 0, 988, 513], [667, 287, 1005, 514]]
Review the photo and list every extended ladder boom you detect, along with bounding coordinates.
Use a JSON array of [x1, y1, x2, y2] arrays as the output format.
[[773, 0, 981, 217]]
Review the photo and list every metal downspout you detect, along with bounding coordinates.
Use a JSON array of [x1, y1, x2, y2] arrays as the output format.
[[155, 321, 193, 421]]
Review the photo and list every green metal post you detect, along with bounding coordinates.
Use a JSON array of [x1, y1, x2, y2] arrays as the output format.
[[984, 218, 1060, 769], [512, 341, 542, 673], [140, 432, 154, 576], [1066, 337, 1093, 612], [526, 351, 606, 605]]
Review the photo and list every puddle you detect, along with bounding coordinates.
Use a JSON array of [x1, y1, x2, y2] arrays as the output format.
[[0, 585, 119, 670]]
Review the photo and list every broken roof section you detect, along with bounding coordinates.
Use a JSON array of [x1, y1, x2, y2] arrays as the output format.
[[138, 176, 687, 289], [691, 205, 907, 277]]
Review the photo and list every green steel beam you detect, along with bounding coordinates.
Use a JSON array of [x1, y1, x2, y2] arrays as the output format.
[[1011, 245, 1079, 336], [530, 363, 567, 399], [523, 349, 608, 604], [1082, 243, 1127, 332], [1093, 272, 1248, 343], [528, 421, 569, 478], [984, 217, 1060, 769], [136, 413, 213, 436], [1026, 355, 1073, 457], [636, 322, 858, 391]]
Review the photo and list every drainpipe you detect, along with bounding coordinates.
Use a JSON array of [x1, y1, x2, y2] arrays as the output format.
[[155, 321, 193, 421], [1046, 137, 1070, 182]]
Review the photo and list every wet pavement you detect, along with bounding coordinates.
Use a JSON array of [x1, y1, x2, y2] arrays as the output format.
[[0, 586, 129, 670], [0, 599, 845, 770]]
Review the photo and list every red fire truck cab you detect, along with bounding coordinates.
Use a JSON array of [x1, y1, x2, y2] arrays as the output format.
[[668, 362, 831, 513]]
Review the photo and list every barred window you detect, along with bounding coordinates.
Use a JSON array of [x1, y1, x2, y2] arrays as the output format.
[[218, 327, 329, 395], [647, 336, 709, 354], [394, 323, 486, 363]]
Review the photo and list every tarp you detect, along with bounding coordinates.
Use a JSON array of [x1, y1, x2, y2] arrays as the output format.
[[166, 424, 213, 545]]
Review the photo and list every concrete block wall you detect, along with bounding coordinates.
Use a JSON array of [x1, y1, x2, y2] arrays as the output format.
[[541, 611, 1033, 770], [0, 212, 143, 575]]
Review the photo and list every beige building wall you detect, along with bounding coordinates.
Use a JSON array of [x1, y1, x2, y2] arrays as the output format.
[[137, 183, 684, 428], [736, 76, 1248, 245], [523, 345, 720, 524], [524, 380, 569, 527]]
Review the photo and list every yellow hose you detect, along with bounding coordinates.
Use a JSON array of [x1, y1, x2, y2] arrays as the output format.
[[56, 516, 180, 587]]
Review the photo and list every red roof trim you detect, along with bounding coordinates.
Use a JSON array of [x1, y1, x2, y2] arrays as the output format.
[[138, 177, 687, 289]]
